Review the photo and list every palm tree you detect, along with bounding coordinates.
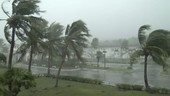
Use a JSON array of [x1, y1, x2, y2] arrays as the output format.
[[131, 25, 169, 89], [41, 22, 64, 76], [55, 20, 91, 87], [2, 0, 42, 69], [147, 29, 170, 71], [15, 18, 47, 72]]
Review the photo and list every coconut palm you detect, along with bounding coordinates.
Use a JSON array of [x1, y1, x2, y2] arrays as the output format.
[[2, 0, 42, 69], [41, 22, 64, 76], [15, 18, 47, 72], [55, 20, 91, 87], [130, 25, 169, 89]]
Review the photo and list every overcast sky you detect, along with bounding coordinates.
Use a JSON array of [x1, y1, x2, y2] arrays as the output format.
[[0, 0, 170, 41]]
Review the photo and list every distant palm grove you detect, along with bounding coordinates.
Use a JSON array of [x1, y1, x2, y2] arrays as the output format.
[[0, 0, 170, 96]]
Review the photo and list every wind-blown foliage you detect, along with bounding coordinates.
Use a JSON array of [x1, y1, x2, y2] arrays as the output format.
[[15, 18, 48, 72], [55, 20, 91, 87], [138, 25, 151, 48], [130, 25, 169, 89], [0, 68, 36, 96], [2, 0, 43, 69], [129, 50, 143, 68], [41, 22, 64, 76]]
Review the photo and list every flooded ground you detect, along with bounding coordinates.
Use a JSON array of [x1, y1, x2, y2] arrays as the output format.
[[19, 63, 170, 89]]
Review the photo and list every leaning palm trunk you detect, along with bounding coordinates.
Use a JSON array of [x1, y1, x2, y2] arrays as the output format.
[[8, 28, 15, 69], [8, 29, 15, 96], [28, 46, 33, 72], [144, 53, 150, 89], [55, 56, 65, 87]]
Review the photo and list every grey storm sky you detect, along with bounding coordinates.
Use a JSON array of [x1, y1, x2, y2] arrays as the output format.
[[0, 0, 170, 40]]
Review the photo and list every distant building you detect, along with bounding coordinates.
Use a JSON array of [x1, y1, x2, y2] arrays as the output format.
[[83, 45, 139, 59]]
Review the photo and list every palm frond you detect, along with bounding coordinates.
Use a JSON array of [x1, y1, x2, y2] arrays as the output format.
[[65, 25, 70, 35], [130, 49, 144, 64], [4, 24, 12, 44], [147, 29, 170, 56], [14, 0, 41, 15], [148, 46, 168, 66], [138, 25, 151, 48], [15, 42, 30, 62], [68, 20, 89, 37]]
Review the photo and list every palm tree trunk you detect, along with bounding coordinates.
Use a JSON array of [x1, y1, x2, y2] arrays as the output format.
[[28, 46, 33, 72], [8, 28, 15, 69], [55, 57, 65, 87], [47, 48, 51, 76], [144, 54, 149, 89]]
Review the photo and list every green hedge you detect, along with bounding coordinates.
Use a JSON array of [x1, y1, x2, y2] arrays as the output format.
[[116, 83, 170, 94], [34, 74, 103, 85], [146, 87, 169, 94], [59, 76, 103, 85], [116, 83, 143, 91]]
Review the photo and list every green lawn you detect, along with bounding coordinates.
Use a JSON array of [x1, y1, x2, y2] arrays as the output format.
[[18, 77, 169, 96], [0, 67, 169, 96]]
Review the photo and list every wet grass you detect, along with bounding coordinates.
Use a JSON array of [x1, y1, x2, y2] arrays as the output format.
[[18, 77, 169, 96], [0, 67, 169, 96]]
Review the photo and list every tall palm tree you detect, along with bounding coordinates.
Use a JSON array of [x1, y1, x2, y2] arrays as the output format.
[[130, 25, 169, 89], [16, 18, 47, 72], [41, 22, 64, 76], [2, 0, 42, 69], [55, 20, 91, 87]]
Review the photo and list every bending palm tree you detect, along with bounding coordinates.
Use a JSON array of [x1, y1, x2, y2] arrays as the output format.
[[130, 25, 169, 89], [41, 22, 64, 76], [55, 20, 91, 87], [16, 18, 47, 72], [2, 0, 42, 69]]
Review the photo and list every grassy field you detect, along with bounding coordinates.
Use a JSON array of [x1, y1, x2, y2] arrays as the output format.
[[18, 77, 169, 96], [0, 67, 169, 96]]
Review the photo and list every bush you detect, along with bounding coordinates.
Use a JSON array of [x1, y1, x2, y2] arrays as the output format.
[[116, 83, 143, 91], [147, 87, 169, 94], [132, 85, 144, 91], [59, 76, 102, 85], [0, 68, 36, 96]]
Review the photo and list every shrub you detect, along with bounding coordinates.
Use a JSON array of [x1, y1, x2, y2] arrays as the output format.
[[116, 83, 143, 91], [0, 68, 36, 96], [59, 76, 102, 85], [147, 87, 169, 94], [132, 85, 143, 91]]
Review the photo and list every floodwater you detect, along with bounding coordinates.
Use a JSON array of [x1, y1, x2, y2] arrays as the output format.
[[21, 63, 170, 89]]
